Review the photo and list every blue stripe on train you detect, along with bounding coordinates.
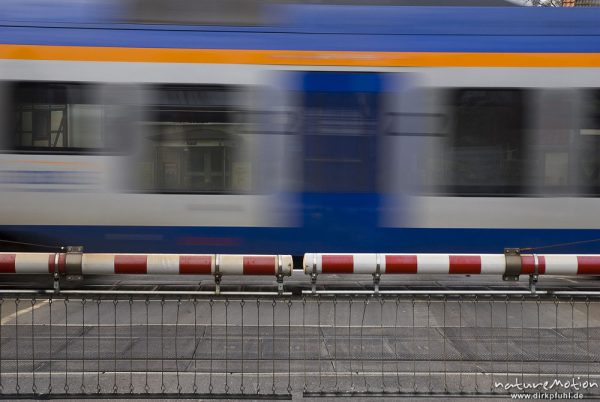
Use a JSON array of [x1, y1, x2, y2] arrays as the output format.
[[2, 225, 600, 255], [2, 6, 600, 36], [1, 28, 600, 53]]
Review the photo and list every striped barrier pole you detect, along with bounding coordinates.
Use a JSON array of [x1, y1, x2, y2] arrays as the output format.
[[303, 252, 600, 293], [0, 251, 293, 294]]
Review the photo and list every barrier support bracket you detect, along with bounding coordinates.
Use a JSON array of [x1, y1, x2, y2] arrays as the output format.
[[372, 273, 381, 294], [310, 273, 317, 294], [276, 274, 284, 295], [53, 267, 60, 294], [214, 273, 222, 295], [311, 255, 318, 294], [529, 253, 539, 294], [529, 273, 538, 294], [373, 253, 381, 294]]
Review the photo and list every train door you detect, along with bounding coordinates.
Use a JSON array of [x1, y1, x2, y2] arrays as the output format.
[[378, 76, 438, 230], [295, 72, 387, 249]]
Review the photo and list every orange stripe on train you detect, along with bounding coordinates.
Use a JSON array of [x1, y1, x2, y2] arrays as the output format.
[[1, 44, 600, 67]]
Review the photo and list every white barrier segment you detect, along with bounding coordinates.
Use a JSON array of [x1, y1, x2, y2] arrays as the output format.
[[302, 253, 310, 274], [14, 253, 50, 274], [316, 253, 322, 274], [210, 256, 216, 274], [303, 253, 320, 274], [480, 254, 506, 274], [352, 254, 378, 274], [380, 254, 388, 273], [219, 255, 244, 275], [147, 254, 179, 275], [82, 254, 115, 275], [279, 255, 294, 276], [417, 254, 450, 274], [544, 254, 578, 275]]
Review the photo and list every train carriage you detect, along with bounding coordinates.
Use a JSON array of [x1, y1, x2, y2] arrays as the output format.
[[1, 3, 600, 259]]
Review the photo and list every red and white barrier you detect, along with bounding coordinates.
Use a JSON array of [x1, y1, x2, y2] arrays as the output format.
[[0, 253, 55, 274], [0, 253, 293, 276], [303, 253, 600, 276]]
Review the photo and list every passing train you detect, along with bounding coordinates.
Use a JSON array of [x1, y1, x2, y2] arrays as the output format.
[[0, 2, 600, 260]]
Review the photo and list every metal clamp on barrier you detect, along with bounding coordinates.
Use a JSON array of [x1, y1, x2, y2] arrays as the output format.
[[53, 251, 61, 294], [53, 246, 84, 293], [65, 246, 84, 276], [529, 253, 539, 294], [311, 254, 318, 294], [503, 248, 521, 281], [276, 255, 284, 295], [214, 254, 222, 295]]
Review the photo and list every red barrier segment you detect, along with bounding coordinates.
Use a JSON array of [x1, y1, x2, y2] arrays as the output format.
[[449, 255, 482, 275], [522, 255, 546, 275], [385, 255, 418, 274], [0, 254, 16, 273], [179, 255, 212, 275], [243, 256, 276, 275], [577, 256, 600, 275], [114, 255, 147, 274], [321, 255, 354, 274]]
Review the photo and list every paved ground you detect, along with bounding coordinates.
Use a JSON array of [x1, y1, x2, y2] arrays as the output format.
[[1, 268, 600, 293], [0, 274, 599, 400]]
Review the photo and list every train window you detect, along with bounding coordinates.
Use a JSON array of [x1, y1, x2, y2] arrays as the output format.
[[445, 89, 526, 195], [137, 85, 249, 194], [11, 82, 108, 152], [300, 73, 381, 193], [579, 90, 600, 195], [528, 90, 580, 195]]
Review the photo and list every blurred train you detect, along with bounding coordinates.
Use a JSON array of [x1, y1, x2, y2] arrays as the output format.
[[1, 1, 600, 260]]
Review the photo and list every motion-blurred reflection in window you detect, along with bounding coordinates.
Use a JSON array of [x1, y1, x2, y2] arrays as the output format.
[[12, 82, 107, 152], [579, 90, 600, 195], [137, 85, 250, 194], [529, 90, 579, 195], [446, 89, 526, 195]]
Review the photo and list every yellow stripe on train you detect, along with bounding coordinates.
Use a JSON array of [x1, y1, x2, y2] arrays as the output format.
[[1, 44, 600, 67]]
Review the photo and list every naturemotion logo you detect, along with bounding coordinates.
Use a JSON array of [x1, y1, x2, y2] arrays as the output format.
[[494, 377, 598, 392]]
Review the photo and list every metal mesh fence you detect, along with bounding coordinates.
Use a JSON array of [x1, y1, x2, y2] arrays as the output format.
[[0, 291, 599, 398]]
